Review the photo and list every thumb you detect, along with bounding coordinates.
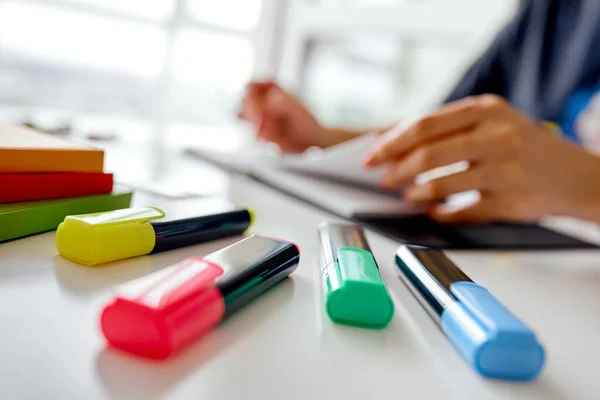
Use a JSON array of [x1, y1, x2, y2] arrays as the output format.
[[259, 88, 293, 142], [262, 87, 293, 126], [240, 80, 278, 121]]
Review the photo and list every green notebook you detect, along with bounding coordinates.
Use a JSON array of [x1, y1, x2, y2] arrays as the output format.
[[0, 191, 133, 242]]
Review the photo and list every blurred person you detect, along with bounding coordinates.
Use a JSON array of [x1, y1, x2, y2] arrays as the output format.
[[239, 0, 600, 224]]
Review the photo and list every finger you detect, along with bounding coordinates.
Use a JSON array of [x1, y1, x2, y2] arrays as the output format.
[[277, 142, 306, 154], [258, 115, 277, 141], [378, 119, 525, 190], [259, 113, 304, 153], [246, 80, 276, 98], [404, 165, 485, 203], [378, 132, 472, 188], [241, 81, 278, 120], [429, 194, 512, 224], [364, 94, 510, 167], [378, 129, 484, 189], [407, 160, 526, 203], [257, 88, 289, 142]]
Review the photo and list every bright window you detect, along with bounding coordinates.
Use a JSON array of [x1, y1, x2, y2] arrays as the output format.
[[0, 1, 166, 77], [58, 0, 175, 21], [0, 0, 267, 145], [172, 29, 254, 89]]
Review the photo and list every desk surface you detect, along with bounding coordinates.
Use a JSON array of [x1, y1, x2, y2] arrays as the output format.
[[2, 147, 600, 400]]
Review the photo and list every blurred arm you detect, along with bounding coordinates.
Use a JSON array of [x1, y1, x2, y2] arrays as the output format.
[[442, 0, 531, 103]]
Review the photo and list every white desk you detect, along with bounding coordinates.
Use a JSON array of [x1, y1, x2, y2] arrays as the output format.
[[2, 150, 600, 400]]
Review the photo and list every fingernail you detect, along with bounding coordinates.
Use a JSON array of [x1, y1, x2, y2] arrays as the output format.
[[362, 151, 379, 167], [367, 133, 394, 163]]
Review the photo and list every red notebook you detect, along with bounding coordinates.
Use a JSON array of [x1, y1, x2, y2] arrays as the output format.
[[0, 172, 113, 203]]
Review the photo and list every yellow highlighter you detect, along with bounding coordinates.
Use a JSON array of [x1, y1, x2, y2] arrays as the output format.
[[56, 204, 254, 266]]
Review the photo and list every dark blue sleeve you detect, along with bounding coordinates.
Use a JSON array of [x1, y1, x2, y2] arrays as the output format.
[[443, 1, 531, 103]]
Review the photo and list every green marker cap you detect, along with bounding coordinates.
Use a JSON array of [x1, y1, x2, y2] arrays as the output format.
[[319, 222, 394, 329]]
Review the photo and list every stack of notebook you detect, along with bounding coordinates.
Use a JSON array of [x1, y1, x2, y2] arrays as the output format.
[[0, 124, 132, 242]]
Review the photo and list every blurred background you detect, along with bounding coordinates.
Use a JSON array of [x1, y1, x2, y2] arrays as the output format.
[[0, 0, 518, 151]]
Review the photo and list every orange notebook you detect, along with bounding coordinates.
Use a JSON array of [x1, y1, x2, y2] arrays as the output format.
[[0, 124, 104, 173]]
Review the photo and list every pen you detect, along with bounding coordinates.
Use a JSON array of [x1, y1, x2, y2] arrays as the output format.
[[57, 205, 254, 266], [395, 245, 545, 380], [319, 221, 394, 328], [101, 234, 300, 359]]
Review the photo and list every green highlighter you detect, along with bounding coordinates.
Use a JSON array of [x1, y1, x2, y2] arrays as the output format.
[[319, 221, 394, 329]]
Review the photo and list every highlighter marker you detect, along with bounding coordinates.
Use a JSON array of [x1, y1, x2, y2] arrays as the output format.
[[395, 245, 545, 380], [56, 205, 254, 266], [319, 221, 394, 328], [100, 234, 300, 359]]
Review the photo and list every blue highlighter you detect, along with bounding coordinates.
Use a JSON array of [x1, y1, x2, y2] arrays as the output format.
[[395, 245, 545, 381]]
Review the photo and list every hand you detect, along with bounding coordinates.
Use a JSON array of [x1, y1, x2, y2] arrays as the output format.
[[363, 95, 600, 223], [238, 80, 326, 153]]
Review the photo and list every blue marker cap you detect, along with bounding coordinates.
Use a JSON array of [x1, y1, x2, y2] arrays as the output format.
[[395, 245, 545, 381], [441, 282, 545, 380]]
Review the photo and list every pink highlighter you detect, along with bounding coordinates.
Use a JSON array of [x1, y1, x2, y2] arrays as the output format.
[[100, 235, 300, 359]]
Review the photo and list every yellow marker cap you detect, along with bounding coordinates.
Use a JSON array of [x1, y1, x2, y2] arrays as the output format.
[[56, 207, 164, 266]]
